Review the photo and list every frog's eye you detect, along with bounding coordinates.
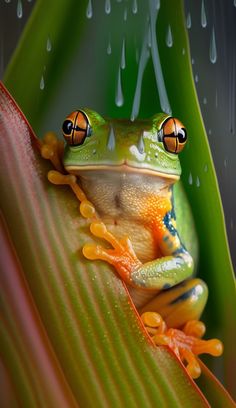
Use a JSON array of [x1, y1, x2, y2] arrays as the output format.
[[62, 110, 92, 146], [160, 117, 187, 154]]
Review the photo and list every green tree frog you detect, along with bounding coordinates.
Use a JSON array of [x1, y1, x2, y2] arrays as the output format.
[[41, 108, 223, 379]]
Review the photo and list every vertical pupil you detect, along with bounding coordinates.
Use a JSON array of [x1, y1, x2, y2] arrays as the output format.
[[62, 120, 73, 135]]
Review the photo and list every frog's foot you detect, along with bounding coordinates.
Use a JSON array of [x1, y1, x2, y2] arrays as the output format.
[[83, 222, 142, 284], [40, 131, 64, 172], [141, 312, 223, 379], [47, 170, 97, 219]]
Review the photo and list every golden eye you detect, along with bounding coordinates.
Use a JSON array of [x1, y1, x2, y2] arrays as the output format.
[[62, 110, 91, 146], [162, 117, 187, 154]]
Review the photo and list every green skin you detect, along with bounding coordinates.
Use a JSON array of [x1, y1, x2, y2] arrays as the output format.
[[63, 109, 199, 295]]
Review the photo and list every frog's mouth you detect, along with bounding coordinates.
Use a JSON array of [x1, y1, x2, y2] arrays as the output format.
[[64, 163, 180, 181]]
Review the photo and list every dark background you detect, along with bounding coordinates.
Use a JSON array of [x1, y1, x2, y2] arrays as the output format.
[[0, 0, 235, 272]]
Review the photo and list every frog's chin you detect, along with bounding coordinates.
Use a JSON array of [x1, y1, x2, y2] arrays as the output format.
[[64, 164, 180, 182]]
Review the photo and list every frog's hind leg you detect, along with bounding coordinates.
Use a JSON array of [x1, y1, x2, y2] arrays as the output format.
[[140, 278, 208, 329]]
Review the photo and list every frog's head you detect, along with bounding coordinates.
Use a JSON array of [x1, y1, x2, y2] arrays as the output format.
[[62, 108, 187, 182]]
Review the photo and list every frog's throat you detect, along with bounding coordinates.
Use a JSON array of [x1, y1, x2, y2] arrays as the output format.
[[64, 164, 180, 181]]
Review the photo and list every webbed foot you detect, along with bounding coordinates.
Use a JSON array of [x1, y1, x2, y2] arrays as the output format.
[[141, 312, 223, 379], [83, 222, 142, 284]]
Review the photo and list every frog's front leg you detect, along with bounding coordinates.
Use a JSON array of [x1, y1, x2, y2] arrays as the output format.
[[83, 211, 193, 291]]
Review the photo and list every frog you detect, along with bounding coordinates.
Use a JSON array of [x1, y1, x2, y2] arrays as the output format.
[[40, 108, 223, 379]]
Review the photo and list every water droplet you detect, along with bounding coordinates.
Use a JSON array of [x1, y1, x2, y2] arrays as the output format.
[[123, 6, 128, 21], [138, 134, 145, 154], [107, 126, 116, 150], [201, 0, 207, 27], [17, 0, 23, 18], [215, 89, 218, 108], [234, 0, 236, 7], [40, 75, 45, 90], [132, 0, 138, 14], [208, 129, 212, 135], [115, 67, 124, 107], [186, 12, 191, 29], [196, 176, 200, 187], [86, 0, 93, 19], [203, 97, 207, 104], [210, 27, 217, 63], [182, 48, 186, 55], [195, 74, 199, 83], [121, 37, 126, 69], [166, 25, 173, 47], [46, 37, 52, 52], [191, 58, 195, 65], [148, 24, 152, 48], [230, 219, 234, 230], [204, 164, 208, 172], [188, 173, 193, 185], [107, 38, 112, 55], [105, 0, 111, 14], [224, 158, 227, 167]]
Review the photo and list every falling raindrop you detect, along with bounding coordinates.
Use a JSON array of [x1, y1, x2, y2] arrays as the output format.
[[182, 48, 186, 55], [17, 0, 23, 18], [186, 12, 191, 29], [209, 27, 217, 63], [105, 0, 111, 14], [46, 37, 52, 52], [155, 0, 160, 9], [148, 24, 152, 48], [203, 97, 207, 104], [131, 38, 150, 120], [196, 176, 200, 187], [166, 25, 173, 47], [201, 0, 207, 27], [188, 173, 193, 185], [124, 7, 128, 21], [107, 38, 112, 55], [40, 75, 45, 90], [120, 38, 126, 69], [5, 0, 11, 3], [195, 74, 199, 83], [208, 129, 212, 135], [230, 219, 234, 230], [215, 89, 218, 108], [191, 58, 195, 65], [224, 158, 227, 167], [86, 0, 93, 19], [115, 67, 124, 107], [132, 0, 138, 14], [234, 0, 236, 7]]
